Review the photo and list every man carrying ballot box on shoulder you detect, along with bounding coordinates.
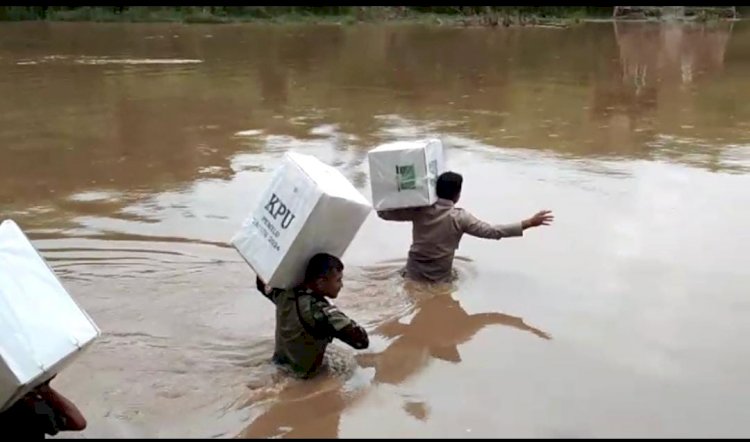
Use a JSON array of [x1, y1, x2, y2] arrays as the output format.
[[377, 171, 554, 283], [255, 253, 369, 379]]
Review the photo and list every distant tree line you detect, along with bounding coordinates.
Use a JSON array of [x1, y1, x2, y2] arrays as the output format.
[[0, 6, 617, 22], [1, 6, 743, 22]]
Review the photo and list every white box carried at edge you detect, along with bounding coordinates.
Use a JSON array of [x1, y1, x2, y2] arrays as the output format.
[[231, 152, 372, 289], [0, 219, 100, 412], [367, 138, 446, 211]]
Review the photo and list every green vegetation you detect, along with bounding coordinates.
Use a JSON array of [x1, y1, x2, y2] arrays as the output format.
[[0, 6, 615, 26], [0, 6, 738, 26]]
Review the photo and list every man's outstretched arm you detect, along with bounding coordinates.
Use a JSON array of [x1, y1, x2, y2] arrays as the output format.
[[460, 209, 554, 239]]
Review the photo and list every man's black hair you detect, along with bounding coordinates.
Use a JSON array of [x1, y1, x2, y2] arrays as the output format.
[[436, 171, 463, 201], [305, 253, 344, 282]]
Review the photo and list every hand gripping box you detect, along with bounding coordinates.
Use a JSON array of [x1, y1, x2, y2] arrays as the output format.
[[367, 138, 445, 211], [0, 219, 100, 411], [231, 152, 372, 289]]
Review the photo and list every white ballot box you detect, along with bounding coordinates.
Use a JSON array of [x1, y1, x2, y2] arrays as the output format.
[[368, 138, 445, 211], [0, 219, 100, 411], [231, 152, 372, 289]]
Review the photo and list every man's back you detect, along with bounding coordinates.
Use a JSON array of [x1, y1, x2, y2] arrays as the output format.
[[272, 288, 332, 377], [378, 198, 524, 283], [256, 278, 369, 378]]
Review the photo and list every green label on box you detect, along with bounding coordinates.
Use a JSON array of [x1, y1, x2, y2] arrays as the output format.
[[396, 164, 416, 191], [428, 159, 438, 187]]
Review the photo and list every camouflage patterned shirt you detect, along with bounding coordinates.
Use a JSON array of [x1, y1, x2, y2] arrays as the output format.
[[256, 277, 369, 378]]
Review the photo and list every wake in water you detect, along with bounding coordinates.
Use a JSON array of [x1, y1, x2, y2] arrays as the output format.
[[233, 257, 495, 437], [74, 57, 204, 65], [44, 238, 530, 438], [12, 55, 204, 66], [235, 342, 378, 438]]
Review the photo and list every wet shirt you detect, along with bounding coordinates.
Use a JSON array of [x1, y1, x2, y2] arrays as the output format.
[[377, 198, 524, 283], [256, 278, 368, 378]]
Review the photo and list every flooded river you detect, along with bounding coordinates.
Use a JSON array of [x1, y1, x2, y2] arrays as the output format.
[[1, 20, 749, 438]]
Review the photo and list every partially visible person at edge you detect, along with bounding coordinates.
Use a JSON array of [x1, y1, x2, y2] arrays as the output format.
[[255, 253, 369, 379], [377, 171, 555, 283], [0, 375, 87, 439]]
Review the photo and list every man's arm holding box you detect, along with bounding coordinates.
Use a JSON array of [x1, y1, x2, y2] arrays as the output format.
[[256, 276, 283, 304], [376, 207, 420, 222]]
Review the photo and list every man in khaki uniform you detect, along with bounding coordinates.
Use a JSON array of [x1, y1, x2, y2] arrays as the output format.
[[256, 253, 369, 379], [378, 171, 554, 283]]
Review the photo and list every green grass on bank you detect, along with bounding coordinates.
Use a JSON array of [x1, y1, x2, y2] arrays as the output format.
[[0, 6, 740, 25], [0, 6, 613, 25]]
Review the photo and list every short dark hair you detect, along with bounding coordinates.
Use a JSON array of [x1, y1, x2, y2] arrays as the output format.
[[436, 171, 463, 200], [305, 253, 344, 282]]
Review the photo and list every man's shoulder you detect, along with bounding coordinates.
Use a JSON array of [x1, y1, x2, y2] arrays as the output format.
[[294, 293, 320, 308], [303, 295, 340, 318], [271, 287, 297, 303], [302, 296, 352, 327], [445, 204, 469, 220], [294, 291, 329, 316], [452, 205, 478, 218]]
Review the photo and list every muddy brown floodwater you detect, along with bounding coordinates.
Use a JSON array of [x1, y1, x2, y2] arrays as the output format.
[[1, 20, 749, 438]]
